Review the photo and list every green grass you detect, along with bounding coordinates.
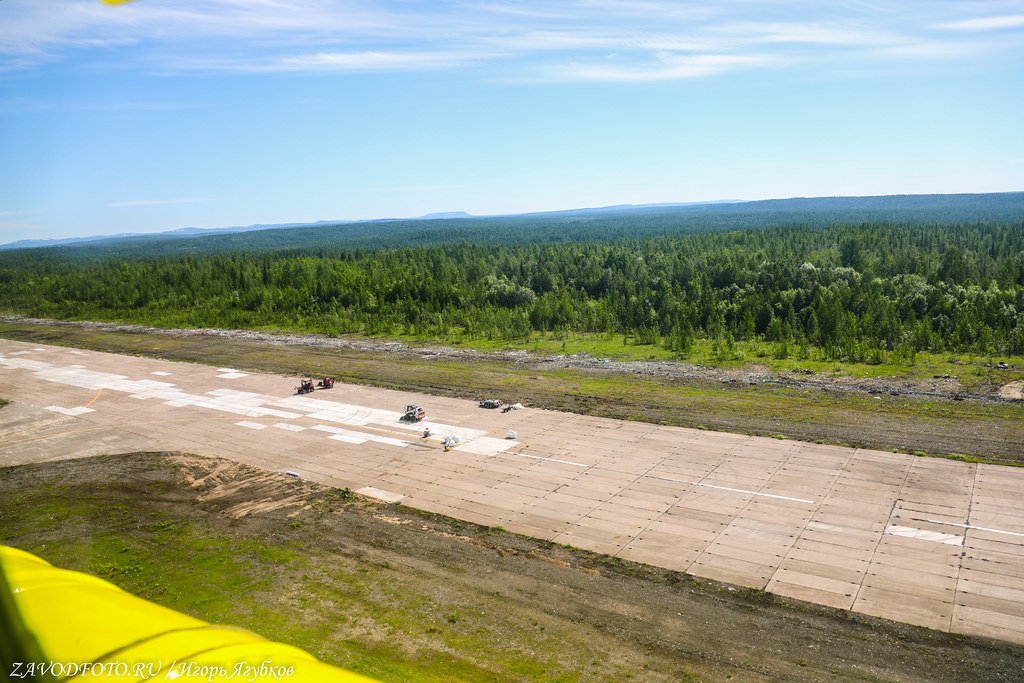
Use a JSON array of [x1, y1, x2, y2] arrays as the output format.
[[422, 329, 1024, 388], [0, 474, 629, 682]]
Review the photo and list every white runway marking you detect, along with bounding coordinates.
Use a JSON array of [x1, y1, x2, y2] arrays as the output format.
[[45, 406, 95, 416], [886, 524, 964, 546], [914, 518, 1024, 539], [653, 475, 814, 503], [236, 421, 268, 430], [356, 486, 405, 503], [313, 424, 409, 447], [460, 436, 519, 456], [508, 452, 588, 467]]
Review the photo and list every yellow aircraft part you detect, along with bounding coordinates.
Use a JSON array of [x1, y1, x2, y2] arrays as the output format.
[[0, 546, 375, 682]]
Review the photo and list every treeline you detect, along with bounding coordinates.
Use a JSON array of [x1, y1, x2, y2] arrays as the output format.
[[1, 221, 1023, 359]]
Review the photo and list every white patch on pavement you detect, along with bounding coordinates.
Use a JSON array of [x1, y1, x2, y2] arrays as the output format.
[[356, 486, 405, 503], [45, 406, 95, 416], [885, 524, 964, 546]]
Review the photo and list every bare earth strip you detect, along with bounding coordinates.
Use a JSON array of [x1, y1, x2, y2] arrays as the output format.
[[3, 338, 1024, 650]]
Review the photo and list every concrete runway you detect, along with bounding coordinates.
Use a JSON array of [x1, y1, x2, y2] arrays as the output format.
[[2, 338, 1023, 644]]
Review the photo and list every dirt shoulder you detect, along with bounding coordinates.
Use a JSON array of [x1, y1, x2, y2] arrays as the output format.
[[1, 318, 1021, 464], [3, 452, 1022, 682]]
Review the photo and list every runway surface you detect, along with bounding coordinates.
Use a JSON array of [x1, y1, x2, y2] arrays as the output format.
[[1, 338, 1022, 644]]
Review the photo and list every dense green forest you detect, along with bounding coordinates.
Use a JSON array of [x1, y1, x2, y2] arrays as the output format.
[[2, 215, 1022, 360]]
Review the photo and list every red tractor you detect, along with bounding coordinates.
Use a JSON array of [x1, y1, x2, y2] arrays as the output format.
[[295, 378, 315, 394], [317, 377, 335, 389]]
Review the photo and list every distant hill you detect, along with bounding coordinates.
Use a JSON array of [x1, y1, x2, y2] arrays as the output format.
[[2, 192, 1021, 256], [0, 219, 360, 251], [0, 203, 736, 250]]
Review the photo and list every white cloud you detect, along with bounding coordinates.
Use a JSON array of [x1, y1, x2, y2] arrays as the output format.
[[722, 21, 899, 46], [267, 50, 468, 72], [546, 53, 779, 82], [1, 0, 1021, 81], [937, 14, 1024, 31]]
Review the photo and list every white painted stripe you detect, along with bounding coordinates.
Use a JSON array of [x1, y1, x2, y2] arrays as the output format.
[[235, 421, 267, 430], [151, 371, 171, 376], [886, 524, 964, 546], [329, 433, 366, 444], [45, 406, 95, 416], [312, 424, 351, 434], [273, 423, 306, 432], [653, 475, 814, 503], [508, 452, 588, 467], [314, 423, 408, 447], [914, 518, 1024, 539], [356, 486, 405, 503], [461, 436, 519, 456]]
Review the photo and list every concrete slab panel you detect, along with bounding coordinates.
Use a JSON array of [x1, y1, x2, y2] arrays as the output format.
[[951, 604, 1024, 644]]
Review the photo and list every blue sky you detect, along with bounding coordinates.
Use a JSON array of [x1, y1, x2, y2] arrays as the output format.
[[1, 0, 1022, 243]]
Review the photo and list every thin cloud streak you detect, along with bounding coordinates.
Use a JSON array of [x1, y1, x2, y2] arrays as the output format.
[[1, 1, 1022, 82], [937, 14, 1024, 31], [0, 209, 49, 216], [544, 53, 779, 83], [266, 50, 471, 73]]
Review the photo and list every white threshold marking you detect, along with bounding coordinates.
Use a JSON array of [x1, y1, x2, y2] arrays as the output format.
[[886, 524, 964, 546], [653, 475, 814, 503], [913, 518, 1024, 539], [508, 452, 588, 467], [236, 421, 267, 430], [45, 406, 95, 416]]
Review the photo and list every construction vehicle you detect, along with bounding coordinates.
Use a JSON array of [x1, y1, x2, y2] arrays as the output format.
[[317, 377, 335, 389], [295, 378, 315, 394], [402, 404, 426, 422]]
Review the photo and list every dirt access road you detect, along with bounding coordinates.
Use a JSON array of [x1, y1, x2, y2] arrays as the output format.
[[3, 452, 1023, 682]]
